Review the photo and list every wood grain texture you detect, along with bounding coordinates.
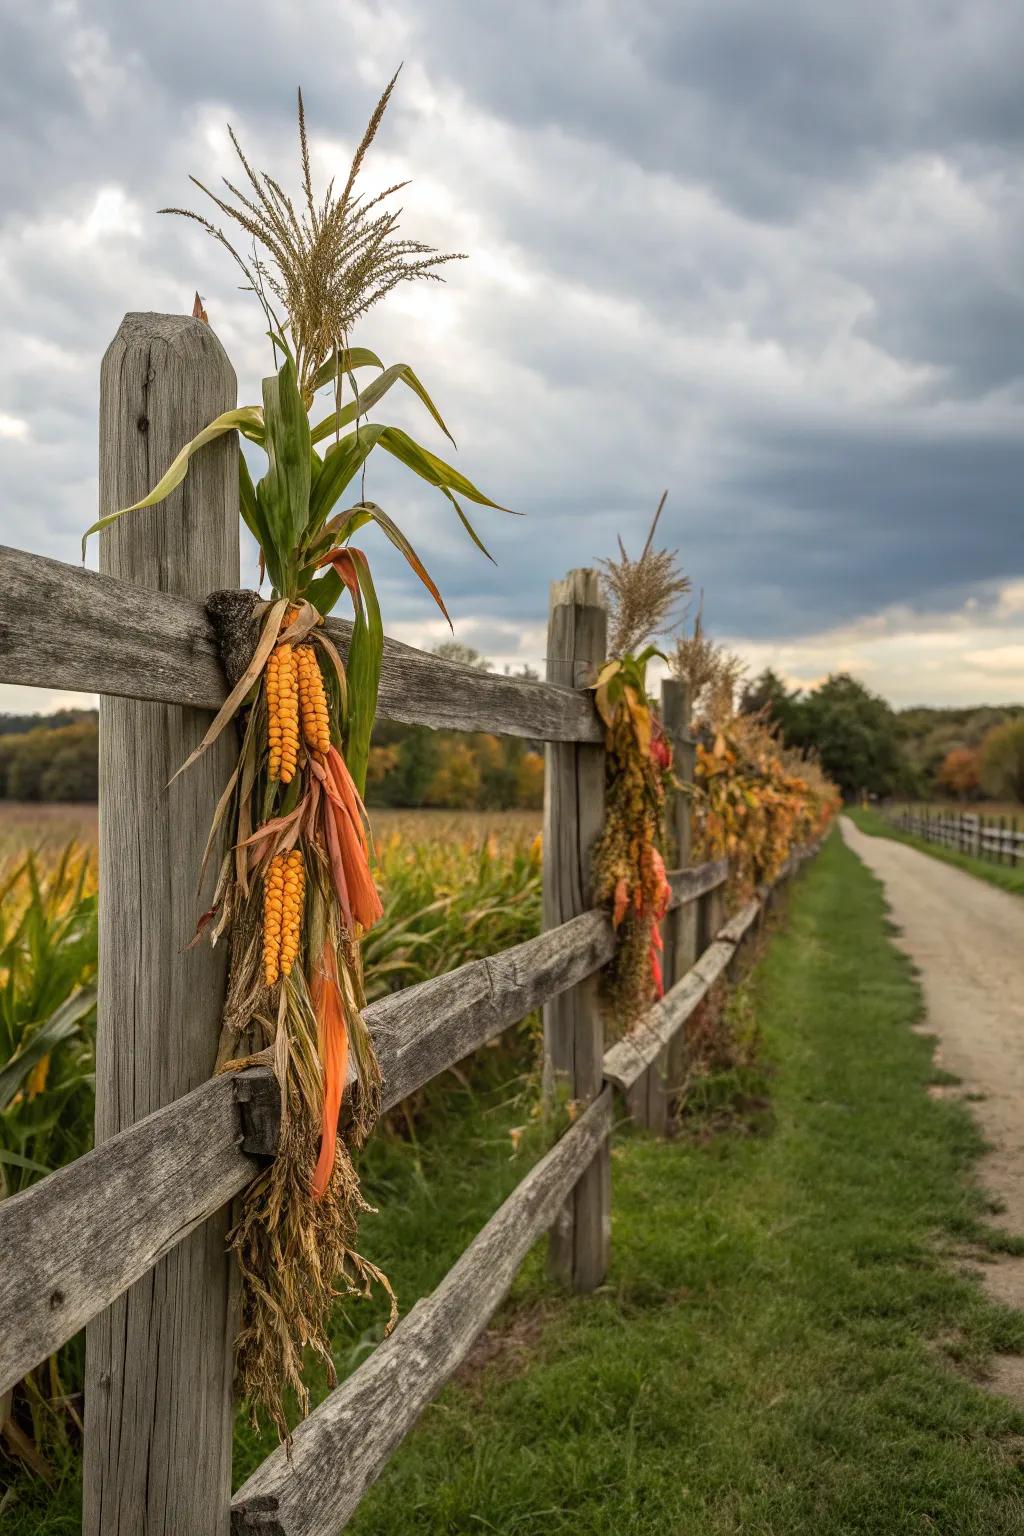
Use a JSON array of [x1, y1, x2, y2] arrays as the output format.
[[230, 1090, 613, 1536], [0, 548, 601, 743], [603, 931, 745, 1094], [84, 313, 239, 1536], [380, 908, 615, 1111], [3, 868, 734, 1377], [0, 1074, 261, 1400], [667, 858, 728, 910], [542, 569, 609, 1290]]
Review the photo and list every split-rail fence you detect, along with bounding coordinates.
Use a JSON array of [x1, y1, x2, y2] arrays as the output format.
[[886, 805, 1023, 866], [0, 314, 816, 1535]]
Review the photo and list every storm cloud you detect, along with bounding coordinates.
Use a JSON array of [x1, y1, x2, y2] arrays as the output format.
[[1, 0, 1023, 708]]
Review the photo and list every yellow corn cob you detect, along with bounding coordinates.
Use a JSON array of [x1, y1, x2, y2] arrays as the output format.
[[263, 854, 286, 987], [279, 849, 305, 977], [266, 644, 299, 783], [296, 645, 331, 758]]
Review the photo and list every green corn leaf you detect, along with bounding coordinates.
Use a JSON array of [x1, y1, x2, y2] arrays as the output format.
[[306, 567, 344, 615], [259, 357, 312, 588], [238, 450, 277, 574], [0, 1148, 54, 1177], [378, 426, 512, 511], [310, 362, 455, 447], [306, 424, 387, 533], [343, 550, 383, 797], [361, 502, 452, 626], [82, 406, 265, 555], [309, 348, 385, 396], [442, 486, 497, 563], [0, 986, 96, 1112]]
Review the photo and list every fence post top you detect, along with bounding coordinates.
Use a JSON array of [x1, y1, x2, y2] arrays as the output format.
[[106, 310, 236, 379], [550, 568, 604, 611]]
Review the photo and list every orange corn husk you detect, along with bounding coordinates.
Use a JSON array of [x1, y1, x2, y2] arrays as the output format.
[[279, 849, 305, 977], [296, 645, 331, 758], [324, 746, 383, 931], [311, 943, 348, 1201], [263, 854, 286, 986]]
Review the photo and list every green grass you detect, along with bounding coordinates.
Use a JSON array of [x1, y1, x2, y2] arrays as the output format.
[[9, 829, 1024, 1531], [848, 805, 1024, 897], [341, 829, 1024, 1533]]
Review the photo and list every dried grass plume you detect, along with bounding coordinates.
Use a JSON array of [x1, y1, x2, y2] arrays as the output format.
[[599, 492, 690, 656], [671, 600, 746, 727], [162, 69, 464, 404]]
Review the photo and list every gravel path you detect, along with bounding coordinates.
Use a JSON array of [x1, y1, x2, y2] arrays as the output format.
[[841, 815, 1024, 1396]]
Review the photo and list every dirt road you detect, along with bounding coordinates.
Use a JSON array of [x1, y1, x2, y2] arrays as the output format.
[[841, 816, 1024, 1390]]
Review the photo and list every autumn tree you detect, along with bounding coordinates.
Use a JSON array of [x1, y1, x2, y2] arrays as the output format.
[[981, 719, 1024, 804], [425, 741, 482, 808], [935, 746, 981, 801]]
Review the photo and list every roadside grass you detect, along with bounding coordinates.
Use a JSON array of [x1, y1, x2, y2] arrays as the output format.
[[9, 828, 1024, 1531], [337, 828, 1024, 1534], [849, 804, 1024, 898]]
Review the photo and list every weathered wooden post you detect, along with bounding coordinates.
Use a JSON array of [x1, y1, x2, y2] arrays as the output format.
[[628, 678, 696, 1133], [543, 569, 609, 1290], [697, 870, 726, 957], [84, 314, 239, 1535]]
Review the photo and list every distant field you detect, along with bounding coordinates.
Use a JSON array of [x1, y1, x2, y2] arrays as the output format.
[[0, 800, 98, 859], [0, 801, 540, 865]]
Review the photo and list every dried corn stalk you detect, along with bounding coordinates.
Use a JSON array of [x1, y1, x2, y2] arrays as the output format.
[[84, 79, 509, 1439]]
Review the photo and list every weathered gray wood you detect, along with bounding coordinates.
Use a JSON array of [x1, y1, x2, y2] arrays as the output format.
[[0, 546, 601, 743], [84, 313, 239, 1536], [718, 897, 762, 948], [230, 1089, 613, 1536], [603, 967, 714, 1093], [667, 857, 728, 909], [603, 842, 832, 1098], [697, 876, 727, 960], [0, 1073, 263, 1400], [542, 569, 609, 1290], [604, 929, 749, 1094], [5, 869, 742, 1380], [665, 682, 699, 1122], [634, 680, 695, 1131], [381, 908, 615, 1109]]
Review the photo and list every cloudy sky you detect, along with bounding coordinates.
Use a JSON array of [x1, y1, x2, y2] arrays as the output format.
[[2, 0, 1023, 714]]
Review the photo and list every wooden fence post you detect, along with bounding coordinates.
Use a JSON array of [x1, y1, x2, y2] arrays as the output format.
[[697, 874, 726, 958], [84, 314, 239, 1536], [543, 569, 609, 1290], [625, 679, 695, 1132], [660, 679, 697, 1122]]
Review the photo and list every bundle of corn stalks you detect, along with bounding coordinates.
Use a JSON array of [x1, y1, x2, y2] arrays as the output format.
[[84, 76, 509, 1439], [591, 498, 686, 1030]]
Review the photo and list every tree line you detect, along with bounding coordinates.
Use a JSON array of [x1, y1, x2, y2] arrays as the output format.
[[1, 660, 1021, 809], [740, 671, 1024, 804]]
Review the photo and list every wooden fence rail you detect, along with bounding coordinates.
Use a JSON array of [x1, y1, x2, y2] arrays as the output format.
[[886, 805, 1024, 866], [0, 858, 729, 1401], [0, 312, 821, 1535]]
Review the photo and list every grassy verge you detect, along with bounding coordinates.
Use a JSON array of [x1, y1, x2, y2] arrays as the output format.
[[341, 828, 1024, 1534], [848, 805, 1024, 897], [9, 829, 1024, 1531]]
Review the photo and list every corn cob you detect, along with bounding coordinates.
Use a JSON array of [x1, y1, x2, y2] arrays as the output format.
[[279, 849, 305, 977], [263, 854, 286, 986], [296, 645, 331, 758], [266, 644, 299, 783]]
